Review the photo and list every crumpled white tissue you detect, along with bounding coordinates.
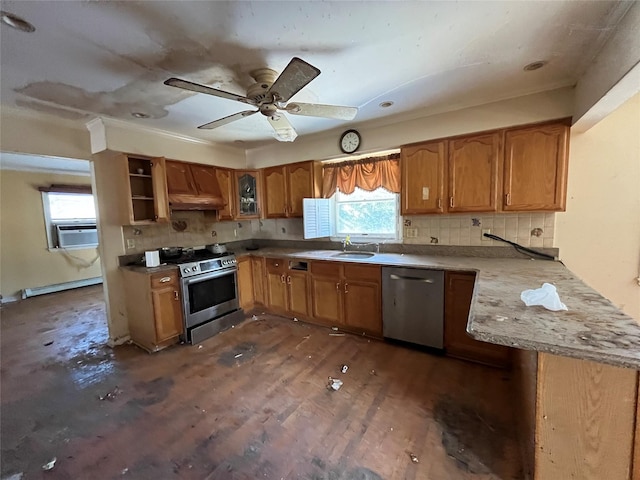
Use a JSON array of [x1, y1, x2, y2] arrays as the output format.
[[520, 283, 568, 311]]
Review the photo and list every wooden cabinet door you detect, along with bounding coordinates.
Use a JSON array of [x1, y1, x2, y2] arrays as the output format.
[[235, 170, 261, 219], [165, 160, 198, 195], [310, 276, 342, 325], [448, 132, 500, 212], [503, 123, 569, 211], [286, 163, 312, 217], [444, 271, 510, 367], [237, 256, 253, 310], [190, 164, 223, 197], [401, 141, 446, 214], [286, 271, 309, 318], [251, 256, 266, 306], [215, 168, 235, 221], [151, 285, 183, 343], [265, 259, 287, 313], [149, 157, 170, 222], [342, 280, 382, 336], [263, 166, 287, 218]]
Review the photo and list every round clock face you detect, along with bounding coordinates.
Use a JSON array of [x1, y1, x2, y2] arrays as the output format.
[[340, 130, 361, 154]]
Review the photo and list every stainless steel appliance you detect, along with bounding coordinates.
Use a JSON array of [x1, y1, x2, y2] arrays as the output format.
[[167, 249, 243, 344], [381, 267, 444, 349]]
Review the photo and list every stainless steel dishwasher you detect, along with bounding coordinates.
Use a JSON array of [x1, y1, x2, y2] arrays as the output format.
[[382, 267, 444, 349]]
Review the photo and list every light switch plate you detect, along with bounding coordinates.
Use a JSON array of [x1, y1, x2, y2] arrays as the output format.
[[126, 239, 135, 249]]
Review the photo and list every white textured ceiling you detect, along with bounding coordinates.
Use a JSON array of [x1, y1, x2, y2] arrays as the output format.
[[0, 0, 633, 148]]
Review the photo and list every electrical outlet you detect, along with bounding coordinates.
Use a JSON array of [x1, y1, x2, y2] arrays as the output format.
[[481, 228, 491, 241], [234, 228, 238, 237], [126, 239, 135, 249], [405, 227, 418, 238]]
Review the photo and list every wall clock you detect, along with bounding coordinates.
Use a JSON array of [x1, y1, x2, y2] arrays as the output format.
[[340, 129, 361, 154]]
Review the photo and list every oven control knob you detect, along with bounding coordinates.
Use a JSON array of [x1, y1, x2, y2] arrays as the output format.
[[191, 267, 198, 272]]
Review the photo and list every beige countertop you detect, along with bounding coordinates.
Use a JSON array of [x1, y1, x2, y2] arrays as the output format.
[[240, 248, 640, 370]]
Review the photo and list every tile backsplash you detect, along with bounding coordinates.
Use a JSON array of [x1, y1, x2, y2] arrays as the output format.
[[122, 211, 554, 252], [403, 213, 555, 248]]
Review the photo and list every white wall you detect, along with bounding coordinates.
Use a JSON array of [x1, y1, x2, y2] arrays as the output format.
[[556, 93, 640, 320]]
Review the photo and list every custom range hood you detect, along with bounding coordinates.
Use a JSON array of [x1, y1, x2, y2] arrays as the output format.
[[166, 161, 227, 211]]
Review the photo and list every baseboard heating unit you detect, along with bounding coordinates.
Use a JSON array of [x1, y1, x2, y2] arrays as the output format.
[[22, 277, 103, 299]]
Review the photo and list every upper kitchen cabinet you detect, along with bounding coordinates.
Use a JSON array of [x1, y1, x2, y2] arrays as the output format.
[[448, 132, 500, 213], [165, 160, 226, 211], [122, 155, 170, 225], [503, 122, 569, 211], [263, 161, 322, 218], [400, 132, 499, 214], [215, 167, 235, 221], [235, 170, 262, 219], [401, 140, 446, 214]]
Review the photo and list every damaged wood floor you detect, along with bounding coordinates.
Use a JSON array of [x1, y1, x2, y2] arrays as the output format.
[[1, 286, 523, 479]]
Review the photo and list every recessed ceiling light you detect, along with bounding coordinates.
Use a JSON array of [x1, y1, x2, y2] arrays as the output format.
[[131, 112, 149, 119], [523, 61, 547, 71], [1, 11, 35, 32], [379, 101, 394, 108]]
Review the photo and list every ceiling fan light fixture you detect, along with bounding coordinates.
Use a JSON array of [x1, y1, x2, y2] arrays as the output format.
[[273, 127, 297, 142], [1, 11, 35, 32], [523, 60, 547, 71], [379, 101, 394, 108]]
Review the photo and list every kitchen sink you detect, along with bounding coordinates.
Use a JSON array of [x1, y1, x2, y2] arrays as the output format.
[[332, 251, 376, 259]]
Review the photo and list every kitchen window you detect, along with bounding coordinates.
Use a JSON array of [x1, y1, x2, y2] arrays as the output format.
[[40, 186, 98, 249], [334, 187, 399, 239], [304, 151, 402, 241]]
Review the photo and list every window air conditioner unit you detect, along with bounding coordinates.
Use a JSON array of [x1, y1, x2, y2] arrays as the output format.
[[55, 223, 98, 248]]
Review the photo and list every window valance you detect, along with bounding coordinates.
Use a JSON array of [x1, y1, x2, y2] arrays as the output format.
[[321, 153, 400, 197]]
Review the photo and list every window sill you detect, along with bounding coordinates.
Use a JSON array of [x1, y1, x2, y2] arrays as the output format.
[[48, 245, 99, 252]]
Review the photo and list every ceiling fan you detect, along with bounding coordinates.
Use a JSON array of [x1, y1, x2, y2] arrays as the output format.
[[164, 57, 358, 142]]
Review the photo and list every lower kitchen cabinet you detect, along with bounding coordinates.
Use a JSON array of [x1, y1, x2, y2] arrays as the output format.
[[265, 258, 310, 318], [251, 256, 267, 306], [237, 256, 253, 310], [122, 268, 184, 353], [444, 271, 511, 367], [310, 261, 382, 337]]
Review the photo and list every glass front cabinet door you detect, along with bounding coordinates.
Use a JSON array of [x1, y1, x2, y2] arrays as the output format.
[[235, 170, 261, 219]]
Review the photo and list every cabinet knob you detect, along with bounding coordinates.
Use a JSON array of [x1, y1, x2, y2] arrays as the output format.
[[160, 276, 171, 283], [344, 282, 349, 294], [437, 198, 442, 209], [280, 274, 286, 283], [449, 197, 454, 208], [174, 290, 179, 301], [505, 193, 511, 206], [286, 275, 291, 284], [336, 282, 340, 291]]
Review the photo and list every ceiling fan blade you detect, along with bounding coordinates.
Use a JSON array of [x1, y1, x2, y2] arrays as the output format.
[[267, 114, 298, 142], [285, 102, 358, 120], [198, 110, 257, 130], [164, 78, 255, 105], [267, 57, 321, 103]]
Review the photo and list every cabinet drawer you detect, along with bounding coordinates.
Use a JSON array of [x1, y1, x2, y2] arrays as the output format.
[[265, 258, 285, 271], [344, 264, 380, 281], [311, 261, 341, 277], [150, 271, 179, 289]]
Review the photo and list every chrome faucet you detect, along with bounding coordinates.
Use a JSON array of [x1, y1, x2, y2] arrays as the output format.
[[342, 235, 352, 251]]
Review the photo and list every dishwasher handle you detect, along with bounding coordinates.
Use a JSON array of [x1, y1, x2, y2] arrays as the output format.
[[389, 273, 435, 283]]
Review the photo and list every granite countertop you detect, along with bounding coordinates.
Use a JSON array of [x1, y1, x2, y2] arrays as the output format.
[[239, 247, 640, 370]]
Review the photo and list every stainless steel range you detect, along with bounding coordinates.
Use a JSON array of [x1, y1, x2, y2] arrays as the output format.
[[166, 248, 244, 344]]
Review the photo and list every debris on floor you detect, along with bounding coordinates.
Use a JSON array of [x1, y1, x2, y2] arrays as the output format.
[[293, 317, 299, 322], [234, 353, 243, 359], [4, 473, 23, 480], [370, 369, 377, 375], [42, 457, 57, 471], [327, 377, 343, 391], [331, 327, 339, 331], [252, 315, 258, 320], [121, 468, 129, 475], [409, 453, 419, 463], [98, 386, 121, 401], [198, 345, 203, 349], [341, 364, 349, 374], [329, 333, 345, 337], [43, 341, 54, 346]]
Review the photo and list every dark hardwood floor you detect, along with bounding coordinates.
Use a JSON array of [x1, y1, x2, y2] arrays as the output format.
[[1, 286, 522, 479]]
